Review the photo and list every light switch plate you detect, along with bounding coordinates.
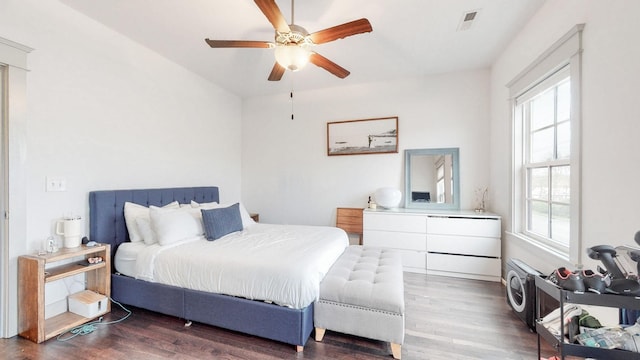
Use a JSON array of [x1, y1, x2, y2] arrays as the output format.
[[46, 176, 66, 192]]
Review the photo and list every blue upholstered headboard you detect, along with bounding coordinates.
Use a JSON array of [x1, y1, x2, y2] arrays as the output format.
[[89, 186, 219, 261]]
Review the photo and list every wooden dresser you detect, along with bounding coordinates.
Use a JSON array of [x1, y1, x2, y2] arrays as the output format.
[[336, 207, 364, 245]]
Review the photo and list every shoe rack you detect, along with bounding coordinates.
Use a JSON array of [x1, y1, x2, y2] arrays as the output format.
[[535, 275, 640, 360]]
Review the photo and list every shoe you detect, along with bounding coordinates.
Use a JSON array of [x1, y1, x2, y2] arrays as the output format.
[[582, 269, 610, 294], [548, 267, 586, 292]]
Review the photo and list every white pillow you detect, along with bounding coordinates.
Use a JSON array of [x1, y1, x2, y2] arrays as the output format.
[[136, 217, 156, 245], [180, 207, 205, 235], [191, 200, 255, 228], [190, 200, 218, 208], [124, 201, 179, 242], [149, 206, 201, 246]]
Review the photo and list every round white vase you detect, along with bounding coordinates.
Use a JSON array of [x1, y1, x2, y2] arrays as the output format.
[[375, 187, 402, 209]]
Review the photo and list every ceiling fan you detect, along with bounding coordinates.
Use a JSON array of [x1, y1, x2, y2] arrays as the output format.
[[205, 0, 373, 81]]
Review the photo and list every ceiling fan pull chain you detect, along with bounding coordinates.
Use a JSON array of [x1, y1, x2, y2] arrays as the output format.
[[290, 73, 295, 120], [290, 90, 294, 120]]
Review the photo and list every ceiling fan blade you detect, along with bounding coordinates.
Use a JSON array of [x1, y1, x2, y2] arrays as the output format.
[[254, 0, 291, 33], [309, 52, 350, 79], [309, 18, 372, 44], [268, 62, 285, 81], [205, 39, 273, 48]]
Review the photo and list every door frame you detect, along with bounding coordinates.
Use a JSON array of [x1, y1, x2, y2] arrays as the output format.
[[0, 36, 32, 338]]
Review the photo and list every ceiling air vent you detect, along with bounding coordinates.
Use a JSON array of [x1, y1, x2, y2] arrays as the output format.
[[457, 10, 480, 31]]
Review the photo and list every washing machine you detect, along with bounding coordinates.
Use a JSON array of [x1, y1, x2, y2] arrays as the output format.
[[506, 258, 543, 331]]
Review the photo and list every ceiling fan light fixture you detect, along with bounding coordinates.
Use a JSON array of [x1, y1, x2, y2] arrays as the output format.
[[205, 1, 371, 80], [275, 44, 310, 71]]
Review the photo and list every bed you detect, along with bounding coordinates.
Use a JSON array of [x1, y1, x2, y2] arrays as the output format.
[[89, 186, 348, 351]]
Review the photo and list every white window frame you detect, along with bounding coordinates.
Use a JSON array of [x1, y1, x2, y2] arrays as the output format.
[[507, 25, 583, 263], [519, 68, 571, 247]]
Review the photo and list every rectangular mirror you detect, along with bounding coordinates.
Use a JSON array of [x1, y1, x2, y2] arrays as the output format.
[[404, 148, 460, 210]]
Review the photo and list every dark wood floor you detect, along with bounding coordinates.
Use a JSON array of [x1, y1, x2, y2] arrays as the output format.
[[2, 273, 559, 359]]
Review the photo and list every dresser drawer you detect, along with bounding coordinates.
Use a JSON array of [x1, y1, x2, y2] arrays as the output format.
[[426, 216, 500, 237], [336, 222, 362, 234], [427, 234, 501, 257], [363, 230, 427, 252], [337, 208, 363, 218], [399, 250, 427, 271], [427, 253, 501, 278], [364, 212, 426, 233]]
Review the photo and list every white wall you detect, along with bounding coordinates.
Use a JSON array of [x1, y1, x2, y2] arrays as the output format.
[[0, 0, 242, 336], [242, 69, 491, 226], [490, 0, 640, 274]]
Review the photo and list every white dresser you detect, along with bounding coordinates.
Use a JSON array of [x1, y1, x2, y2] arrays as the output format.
[[363, 208, 502, 282]]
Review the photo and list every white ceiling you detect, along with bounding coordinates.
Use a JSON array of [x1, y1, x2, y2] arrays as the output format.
[[59, 0, 545, 99]]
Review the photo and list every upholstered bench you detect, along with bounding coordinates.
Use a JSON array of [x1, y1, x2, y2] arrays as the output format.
[[315, 246, 405, 359]]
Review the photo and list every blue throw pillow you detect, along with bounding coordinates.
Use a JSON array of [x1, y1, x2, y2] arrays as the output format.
[[201, 203, 243, 241]]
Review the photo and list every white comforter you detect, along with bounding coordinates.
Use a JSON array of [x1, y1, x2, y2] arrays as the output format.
[[126, 223, 348, 309]]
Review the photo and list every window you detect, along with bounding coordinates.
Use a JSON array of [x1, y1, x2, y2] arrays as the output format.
[[518, 69, 571, 249], [508, 25, 583, 262]]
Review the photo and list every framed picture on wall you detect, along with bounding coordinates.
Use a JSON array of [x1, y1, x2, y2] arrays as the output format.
[[327, 116, 398, 156]]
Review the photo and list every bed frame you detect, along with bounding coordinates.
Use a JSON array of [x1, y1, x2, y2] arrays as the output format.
[[89, 186, 313, 351]]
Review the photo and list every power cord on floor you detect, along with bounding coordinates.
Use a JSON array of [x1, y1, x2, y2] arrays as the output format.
[[57, 296, 131, 341]]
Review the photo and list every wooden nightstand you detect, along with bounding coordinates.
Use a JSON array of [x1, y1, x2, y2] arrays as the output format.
[[336, 207, 364, 245], [18, 244, 111, 343], [250, 213, 259, 222]]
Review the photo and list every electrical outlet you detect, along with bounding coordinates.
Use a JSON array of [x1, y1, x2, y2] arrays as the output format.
[[46, 176, 66, 192]]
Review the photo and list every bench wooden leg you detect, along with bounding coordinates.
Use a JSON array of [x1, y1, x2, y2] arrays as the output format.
[[391, 343, 401, 359], [296, 345, 304, 352], [315, 327, 326, 341]]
